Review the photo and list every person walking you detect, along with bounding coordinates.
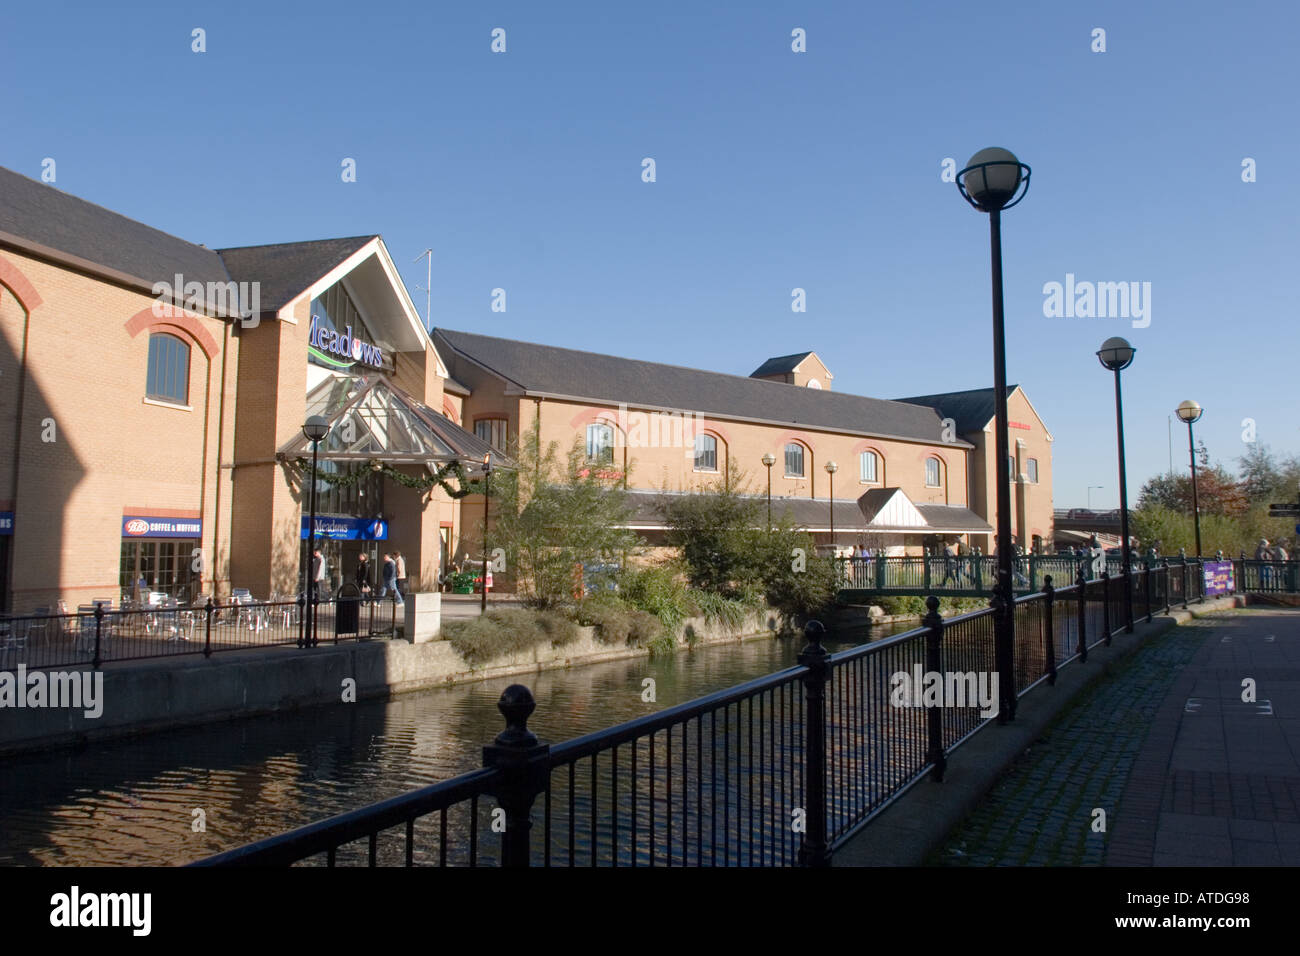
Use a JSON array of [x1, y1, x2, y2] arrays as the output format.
[[941, 540, 958, 586], [355, 552, 373, 602], [1256, 539, 1273, 587], [380, 552, 401, 604], [312, 549, 327, 601], [1089, 535, 1105, 581], [394, 550, 407, 596]]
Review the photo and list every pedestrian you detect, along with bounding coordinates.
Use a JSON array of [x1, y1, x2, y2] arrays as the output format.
[[941, 540, 958, 586], [380, 552, 401, 603], [312, 548, 328, 600], [1256, 539, 1273, 587], [394, 549, 407, 595], [355, 552, 373, 601], [1089, 535, 1105, 580]]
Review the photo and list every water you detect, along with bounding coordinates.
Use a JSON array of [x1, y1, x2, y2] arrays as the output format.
[[0, 620, 911, 866]]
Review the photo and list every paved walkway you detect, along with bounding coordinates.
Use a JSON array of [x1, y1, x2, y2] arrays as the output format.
[[931, 608, 1300, 866]]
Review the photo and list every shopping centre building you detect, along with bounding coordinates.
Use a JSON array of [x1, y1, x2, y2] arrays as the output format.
[[0, 165, 1054, 613]]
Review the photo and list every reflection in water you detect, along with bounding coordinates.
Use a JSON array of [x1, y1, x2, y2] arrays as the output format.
[[0, 622, 908, 866]]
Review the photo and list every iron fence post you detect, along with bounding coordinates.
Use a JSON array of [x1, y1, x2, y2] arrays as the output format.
[[1182, 558, 1190, 609], [923, 553, 931, 593], [923, 596, 947, 780], [297, 593, 306, 648], [1043, 576, 1057, 686], [93, 603, 103, 669], [482, 684, 550, 867], [1076, 566, 1087, 664], [205, 597, 214, 658], [1162, 558, 1171, 612], [1101, 570, 1112, 646], [797, 619, 831, 867], [1144, 563, 1152, 624]]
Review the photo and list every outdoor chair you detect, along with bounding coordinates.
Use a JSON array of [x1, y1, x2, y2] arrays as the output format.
[[0, 614, 26, 665], [75, 604, 110, 655]]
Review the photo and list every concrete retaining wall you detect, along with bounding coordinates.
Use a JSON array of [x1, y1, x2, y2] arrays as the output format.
[[0, 608, 783, 756]]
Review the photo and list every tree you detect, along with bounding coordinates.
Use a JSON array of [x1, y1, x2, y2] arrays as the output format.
[[1136, 465, 1248, 517], [490, 430, 640, 608]]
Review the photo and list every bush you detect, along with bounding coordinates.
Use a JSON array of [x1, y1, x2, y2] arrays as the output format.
[[617, 562, 695, 637], [875, 595, 927, 617], [578, 594, 633, 645], [691, 589, 758, 630], [442, 608, 578, 667]]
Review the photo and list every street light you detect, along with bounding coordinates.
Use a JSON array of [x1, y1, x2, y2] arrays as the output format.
[[762, 453, 777, 531], [480, 452, 492, 615], [302, 415, 330, 648], [1087, 485, 1104, 510], [1176, 400, 1204, 557], [825, 460, 838, 555], [1098, 336, 1136, 633], [957, 146, 1031, 724]]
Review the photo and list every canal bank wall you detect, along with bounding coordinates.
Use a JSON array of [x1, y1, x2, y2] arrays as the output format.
[[0, 609, 784, 757]]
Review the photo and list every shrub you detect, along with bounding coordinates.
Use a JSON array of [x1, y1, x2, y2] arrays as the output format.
[[442, 608, 578, 667], [578, 594, 633, 645], [691, 589, 758, 630], [617, 562, 695, 637]]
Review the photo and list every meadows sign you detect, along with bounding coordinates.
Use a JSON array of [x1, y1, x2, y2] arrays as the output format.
[[308, 315, 384, 370]]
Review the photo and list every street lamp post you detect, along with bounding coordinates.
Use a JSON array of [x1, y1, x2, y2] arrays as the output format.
[[957, 146, 1031, 724], [762, 453, 777, 531], [1087, 485, 1104, 510], [302, 415, 330, 648], [825, 461, 838, 556], [481, 452, 492, 615], [1176, 400, 1204, 558], [1098, 337, 1136, 633]]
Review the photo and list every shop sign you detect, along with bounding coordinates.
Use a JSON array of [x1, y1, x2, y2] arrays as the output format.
[[300, 516, 388, 540], [122, 516, 203, 538], [1203, 560, 1234, 596], [0, 512, 12, 535], [308, 315, 384, 370]]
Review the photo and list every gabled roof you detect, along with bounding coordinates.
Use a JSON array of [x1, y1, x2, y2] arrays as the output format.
[[750, 351, 815, 377], [434, 328, 969, 448], [894, 386, 1019, 434], [0, 165, 231, 292], [218, 236, 377, 311]]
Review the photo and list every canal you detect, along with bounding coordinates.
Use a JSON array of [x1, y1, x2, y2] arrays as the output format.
[[0, 620, 913, 866]]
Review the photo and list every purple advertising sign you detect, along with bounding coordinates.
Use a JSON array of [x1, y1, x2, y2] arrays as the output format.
[[1203, 560, 1234, 596]]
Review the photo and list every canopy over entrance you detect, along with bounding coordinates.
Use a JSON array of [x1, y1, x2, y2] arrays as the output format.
[[277, 374, 509, 469]]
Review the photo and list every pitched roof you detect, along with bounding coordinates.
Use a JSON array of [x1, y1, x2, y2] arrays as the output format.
[[750, 351, 814, 377], [434, 328, 968, 447], [218, 236, 377, 311], [0, 165, 230, 290], [893, 386, 1019, 434]]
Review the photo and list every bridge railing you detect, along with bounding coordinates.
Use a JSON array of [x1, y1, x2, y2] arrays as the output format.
[[193, 564, 1220, 868]]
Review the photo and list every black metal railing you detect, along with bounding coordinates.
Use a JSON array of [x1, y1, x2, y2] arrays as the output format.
[[0, 592, 403, 671], [195, 559, 1226, 868]]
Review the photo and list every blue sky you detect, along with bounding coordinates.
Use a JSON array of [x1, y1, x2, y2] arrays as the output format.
[[4, 0, 1296, 507]]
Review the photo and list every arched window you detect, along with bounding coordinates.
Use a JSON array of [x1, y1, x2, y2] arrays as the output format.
[[925, 457, 942, 488], [586, 423, 614, 465], [784, 442, 805, 478], [146, 332, 190, 404], [860, 451, 879, 483], [694, 433, 718, 472]]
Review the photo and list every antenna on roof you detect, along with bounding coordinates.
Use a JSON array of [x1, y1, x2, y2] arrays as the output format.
[[413, 249, 433, 333]]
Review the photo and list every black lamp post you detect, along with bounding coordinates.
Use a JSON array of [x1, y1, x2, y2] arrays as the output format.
[[1176, 400, 1203, 557], [302, 415, 330, 648], [957, 146, 1031, 723], [762, 453, 776, 531], [481, 452, 492, 615], [825, 460, 838, 555], [1098, 337, 1136, 633]]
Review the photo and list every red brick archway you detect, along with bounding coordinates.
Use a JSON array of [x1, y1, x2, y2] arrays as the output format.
[[0, 255, 44, 313], [124, 306, 219, 359]]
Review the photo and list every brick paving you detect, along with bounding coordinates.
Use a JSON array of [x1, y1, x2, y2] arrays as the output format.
[[931, 608, 1300, 866]]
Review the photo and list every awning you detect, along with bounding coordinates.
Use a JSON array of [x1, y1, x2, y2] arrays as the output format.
[[277, 373, 511, 469]]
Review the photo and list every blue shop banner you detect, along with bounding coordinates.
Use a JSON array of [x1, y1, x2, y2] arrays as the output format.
[[122, 515, 203, 538], [301, 516, 388, 540], [0, 511, 12, 535], [1203, 560, 1234, 596]]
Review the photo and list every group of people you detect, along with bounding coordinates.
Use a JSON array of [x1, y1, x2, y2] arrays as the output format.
[[310, 549, 407, 603]]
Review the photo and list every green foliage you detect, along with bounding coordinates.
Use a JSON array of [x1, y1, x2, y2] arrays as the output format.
[[617, 562, 696, 637], [441, 608, 577, 667], [576, 593, 661, 646], [690, 589, 759, 630], [490, 429, 641, 609], [645, 632, 679, 660], [1132, 503, 1296, 557]]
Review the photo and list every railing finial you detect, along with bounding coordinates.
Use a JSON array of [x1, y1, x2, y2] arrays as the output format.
[[495, 684, 538, 748]]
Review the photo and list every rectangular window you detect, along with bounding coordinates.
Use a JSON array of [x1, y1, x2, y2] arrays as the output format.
[[1027, 458, 1039, 483], [925, 458, 941, 487], [860, 452, 877, 482], [586, 424, 614, 465], [474, 418, 508, 452], [694, 434, 718, 472]]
